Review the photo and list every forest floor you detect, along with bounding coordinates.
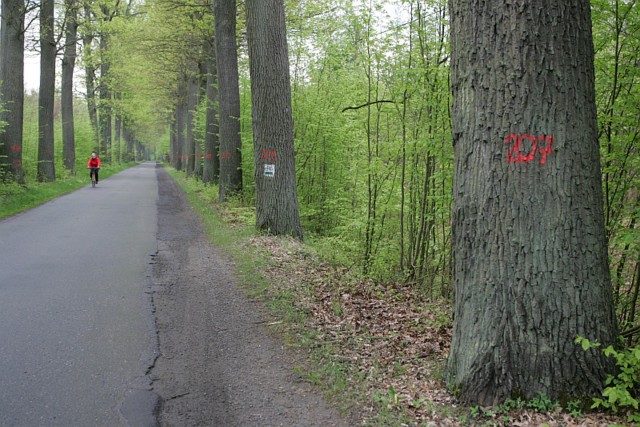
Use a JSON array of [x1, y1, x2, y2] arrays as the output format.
[[244, 235, 635, 426], [155, 168, 634, 426]]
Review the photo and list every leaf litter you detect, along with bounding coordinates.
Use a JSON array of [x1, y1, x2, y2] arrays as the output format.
[[246, 235, 632, 426]]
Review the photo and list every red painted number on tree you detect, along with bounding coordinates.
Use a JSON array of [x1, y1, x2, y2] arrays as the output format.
[[505, 134, 553, 165], [260, 149, 276, 162]]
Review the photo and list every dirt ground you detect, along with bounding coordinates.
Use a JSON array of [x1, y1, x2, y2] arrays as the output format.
[[148, 167, 347, 427]]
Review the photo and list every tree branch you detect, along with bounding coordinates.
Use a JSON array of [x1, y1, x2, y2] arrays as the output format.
[[621, 324, 640, 339], [342, 99, 395, 113]]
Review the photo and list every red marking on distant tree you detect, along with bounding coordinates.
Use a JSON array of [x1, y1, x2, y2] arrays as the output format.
[[10, 145, 21, 152], [220, 151, 232, 160], [505, 134, 553, 164], [205, 153, 213, 159]]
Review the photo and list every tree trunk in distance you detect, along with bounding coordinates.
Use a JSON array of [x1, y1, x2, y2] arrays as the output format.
[[98, 24, 111, 162], [37, 0, 56, 182], [214, 0, 242, 201], [175, 101, 185, 172], [125, 123, 134, 162], [246, 0, 303, 239], [203, 51, 220, 184], [185, 72, 198, 177], [170, 121, 177, 168], [194, 63, 206, 179], [114, 109, 121, 163], [61, 0, 77, 174], [82, 4, 99, 147], [0, 0, 25, 183], [447, 0, 618, 405]]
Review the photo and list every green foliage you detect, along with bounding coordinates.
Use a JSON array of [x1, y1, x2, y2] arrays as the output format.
[[576, 336, 640, 422], [0, 86, 136, 219], [526, 392, 559, 412], [373, 385, 400, 409], [566, 399, 584, 418], [0, 97, 6, 133], [287, 0, 453, 293], [20, 92, 101, 181], [94, 0, 638, 332], [466, 394, 590, 426], [591, 0, 640, 332]]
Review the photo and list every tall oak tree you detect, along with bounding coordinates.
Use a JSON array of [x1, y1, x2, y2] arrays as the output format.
[[214, 0, 242, 201], [246, 0, 303, 239], [447, 0, 618, 405], [0, 0, 25, 183]]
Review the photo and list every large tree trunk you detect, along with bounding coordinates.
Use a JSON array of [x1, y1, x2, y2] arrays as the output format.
[[0, 0, 25, 183], [203, 49, 219, 184], [98, 18, 111, 162], [246, 0, 303, 239], [194, 62, 206, 179], [185, 71, 198, 177], [214, 0, 242, 201], [82, 4, 99, 147], [175, 96, 186, 172], [169, 121, 177, 168], [447, 0, 618, 405], [124, 122, 134, 162], [37, 0, 56, 182], [114, 98, 121, 164], [61, 0, 77, 174]]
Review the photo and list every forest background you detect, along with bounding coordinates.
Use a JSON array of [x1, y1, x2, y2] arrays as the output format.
[[1, 0, 639, 423]]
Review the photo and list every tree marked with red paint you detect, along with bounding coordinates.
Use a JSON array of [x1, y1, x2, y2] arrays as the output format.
[[505, 134, 553, 164], [260, 149, 277, 162]]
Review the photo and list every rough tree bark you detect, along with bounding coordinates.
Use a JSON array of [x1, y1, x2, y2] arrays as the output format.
[[185, 71, 198, 177], [194, 62, 206, 179], [214, 0, 242, 201], [245, 0, 303, 239], [0, 0, 25, 183], [170, 122, 177, 168], [98, 12, 112, 162], [114, 96, 121, 163], [82, 4, 99, 148], [62, 0, 78, 173], [37, 0, 56, 182], [202, 48, 220, 184], [124, 122, 134, 162], [446, 0, 618, 405], [174, 81, 187, 172]]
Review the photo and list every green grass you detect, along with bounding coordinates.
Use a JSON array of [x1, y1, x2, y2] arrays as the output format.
[[1, 94, 141, 220], [0, 162, 138, 219]]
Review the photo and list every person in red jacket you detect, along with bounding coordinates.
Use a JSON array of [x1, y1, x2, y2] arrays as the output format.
[[87, 152, 101, 184]]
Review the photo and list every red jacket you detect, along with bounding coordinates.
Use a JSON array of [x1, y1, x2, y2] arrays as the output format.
[[88, 157, 101, 168]]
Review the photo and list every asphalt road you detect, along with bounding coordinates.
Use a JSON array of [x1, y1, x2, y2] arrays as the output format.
[[0, 163, 160, 426]]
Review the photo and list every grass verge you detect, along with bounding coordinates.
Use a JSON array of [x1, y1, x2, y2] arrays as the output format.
[[0, 162, 138, 219]]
